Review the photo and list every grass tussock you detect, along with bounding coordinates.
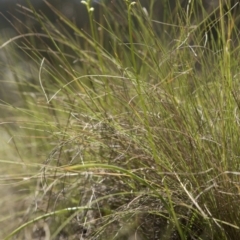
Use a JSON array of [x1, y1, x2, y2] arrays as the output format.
[[1, 0, 240, 239]]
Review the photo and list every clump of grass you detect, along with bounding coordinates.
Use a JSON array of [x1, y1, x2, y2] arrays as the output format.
[[1, 0, 240, 239]]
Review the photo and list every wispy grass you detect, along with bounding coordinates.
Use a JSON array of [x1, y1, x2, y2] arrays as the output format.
[[1, 0, 240, 239]]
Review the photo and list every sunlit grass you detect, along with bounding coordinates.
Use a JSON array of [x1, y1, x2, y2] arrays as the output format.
[[1, 0, 240, 239]]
